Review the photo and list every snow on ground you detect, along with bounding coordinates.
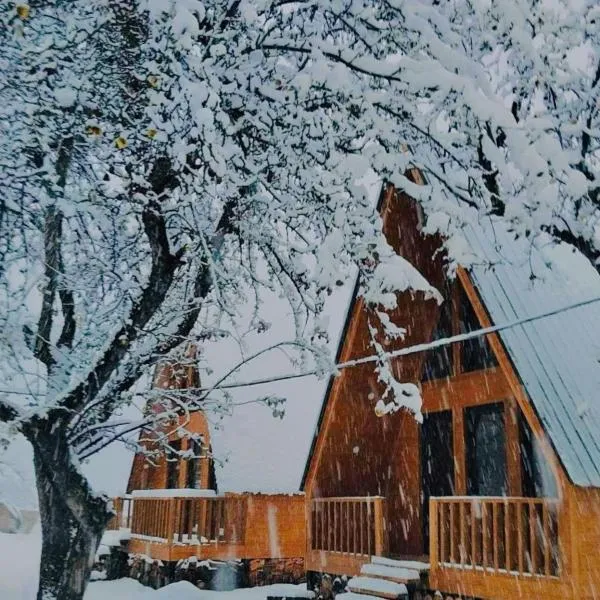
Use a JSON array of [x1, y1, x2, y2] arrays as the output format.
[[87, 580, 313, 600], [0, 529, 312, 600], [0, 529, 40, 600]]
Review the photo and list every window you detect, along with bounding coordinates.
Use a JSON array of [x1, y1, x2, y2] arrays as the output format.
[[519, 412, 558, 498], [166, 439, 182, 488], [465, 403, 508, 496], [458, 286, 497, 372], [422, 294, 453, 381], [421, 281, 497, 381], [421, 410, 454, 551], [186, 439, 202, 489]]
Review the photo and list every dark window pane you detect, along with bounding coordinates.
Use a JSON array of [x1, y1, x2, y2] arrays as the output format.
[[466, 403, 508, 496], [166, 439, 182, 488], [422, 294, 453, 381], [421, 410, 454, 552], [459, 287, 498, 372], [186, 439, 201, 489]]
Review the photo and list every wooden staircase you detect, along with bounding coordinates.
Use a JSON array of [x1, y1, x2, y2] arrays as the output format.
[[338, 557, 429, 600]]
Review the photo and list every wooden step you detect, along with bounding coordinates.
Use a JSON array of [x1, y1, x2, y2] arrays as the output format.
[[360, 562, 421, 584], [347, 576, 408, 600], [370, 556, 430, 573], [336, 593, 380, 600]]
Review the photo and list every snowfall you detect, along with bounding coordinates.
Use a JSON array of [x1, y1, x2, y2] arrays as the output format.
[[0, 528, 313, 600]]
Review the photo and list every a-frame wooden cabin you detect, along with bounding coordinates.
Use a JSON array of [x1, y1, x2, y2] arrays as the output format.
[[302, 181, 600, 600], [108, 351, 306, 589]]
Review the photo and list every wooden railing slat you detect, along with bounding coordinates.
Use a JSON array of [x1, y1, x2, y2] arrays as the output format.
[[493, 502, 499, 571], [346, 502, 350, 554], [518, 501, 524, 575], [482, 503, 488, 570], [440, 503, 447, 563], [352, 502, 356, 555], [471, 500, 477, 570], [529, 501, 536, 574], [430, 499, 439, 571], [459, 502, 466, 566], [543, 502, 550, 577]]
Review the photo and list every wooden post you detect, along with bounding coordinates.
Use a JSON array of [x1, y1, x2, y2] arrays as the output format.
[[453, 409, 467, 496], [460, 502, 466, 566], [328, 501, 333, 552], [543, 502, 551, 576], [334, 500, 338, 552], [352, 502, 357, 555], [529, 501, 537, 574], [504, 501, 511, 572], [430, 498, 439, 573], [440, 503, 447, 564], [307, 498, 313, 556], [517, 501, 524, 574], [493, 502, 499, 571], [373, 498, 385, 556], [117, 497, 124, 528], [482, 502, 488, 570], [471, 500, 477, 569], [360, 501, 365, 555], [346, 502, 350, 554], [505, 399, 522, 496], [131, 498, 139, 534], [450, 502, 456, 563], [166, 498, 176, 559]]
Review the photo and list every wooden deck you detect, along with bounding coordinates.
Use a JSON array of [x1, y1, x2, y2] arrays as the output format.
[[108, 492, 306, 563], [305, 495, 584, 599]]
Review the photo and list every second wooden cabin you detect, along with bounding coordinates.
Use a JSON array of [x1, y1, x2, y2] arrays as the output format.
[[109, 349, 306, 589]]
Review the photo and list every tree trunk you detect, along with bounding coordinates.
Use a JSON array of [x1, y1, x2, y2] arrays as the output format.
[[28, 421, 112, 600]]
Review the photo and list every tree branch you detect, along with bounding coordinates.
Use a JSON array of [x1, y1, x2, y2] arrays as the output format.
[[61, 198, 180, 413], [33, 136, 76, 367], [67, 199, 239, 443]]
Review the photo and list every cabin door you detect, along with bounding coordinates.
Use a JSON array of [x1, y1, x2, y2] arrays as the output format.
[[421, 410, 454, 553]]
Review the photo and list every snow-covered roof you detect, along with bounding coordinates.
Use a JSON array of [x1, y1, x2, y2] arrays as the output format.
[[464, 219, 600, 487]]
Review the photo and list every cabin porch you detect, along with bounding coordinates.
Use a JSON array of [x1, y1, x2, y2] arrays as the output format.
[[305, 493, 575, 600], [107, 491, 306, 564]]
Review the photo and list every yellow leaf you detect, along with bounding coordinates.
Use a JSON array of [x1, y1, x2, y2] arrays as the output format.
[[16, 4, 30, 19], [145, 128, 157, 139], [115, 136, 128, 149], [147, 75, 159, 88], [85, 125, 102, 136]]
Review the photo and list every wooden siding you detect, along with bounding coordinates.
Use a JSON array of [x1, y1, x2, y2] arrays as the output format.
[[127, 411, 213, 492], [568, 486, 600, 599]]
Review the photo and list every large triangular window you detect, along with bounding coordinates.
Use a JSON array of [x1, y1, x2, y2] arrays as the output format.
[[422, 280, 497, 381]]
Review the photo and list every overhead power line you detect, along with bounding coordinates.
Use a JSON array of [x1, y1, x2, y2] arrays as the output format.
[[198, 294, 600, 391], [3, 294, 600, 400]]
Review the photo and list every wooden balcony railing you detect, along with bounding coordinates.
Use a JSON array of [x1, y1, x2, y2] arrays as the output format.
[[310, 496, 388, 557], [430, 497, 560, 578], [130, 495, 247, 545], [107, 495, 133, 530]]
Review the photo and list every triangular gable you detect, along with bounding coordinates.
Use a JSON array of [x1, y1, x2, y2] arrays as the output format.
[[303, 181, 600, 492]]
